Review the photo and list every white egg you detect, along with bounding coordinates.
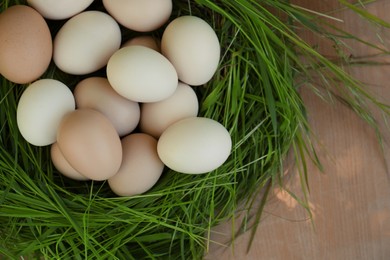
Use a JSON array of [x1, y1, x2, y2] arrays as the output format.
[[108, 133, 164, 197], [53, 11, 121, 75], [140, 82, 198, 138], [74, 77, 140, 137], [107, 46, 178, 103], [50, 143, 89, 181], [103, 0, 172, 32], [27, 0, 94, 20], [161, 16, 220, 86], [157, 117, 232, 174], [17, 79, 75, 146]]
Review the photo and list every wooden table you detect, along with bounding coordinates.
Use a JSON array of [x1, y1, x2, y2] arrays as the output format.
[[207, 1, 390, 259]]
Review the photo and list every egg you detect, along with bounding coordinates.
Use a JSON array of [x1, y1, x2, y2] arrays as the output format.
[[53, 11, 121, 75], [108, 133, 164, 197], [57, 109, 122, 181], [122, 36, 160, 52], [157, 117, 232, 174], [103, 0, 172, 32], [74, 77, 140, 137], [161, 16, 220, 86], [17, 79, 75, 146], [0, 5, 52, 84], [107, 46, 178, 102], [50, 143, 89, 181], [27, 0, 94, 20], [140, 82, 198, 138]]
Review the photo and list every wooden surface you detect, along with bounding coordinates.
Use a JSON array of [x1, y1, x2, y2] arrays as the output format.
[[207, 1, 390, 259]]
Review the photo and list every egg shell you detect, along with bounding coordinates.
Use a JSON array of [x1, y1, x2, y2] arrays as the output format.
[[51, 142, 89, 181], [74, 77, 140, 137], [108, 133, 164, 197], [53, 11, 121, 75], [27, 0, 94, 20], [140, 82, 199, 138], [57, 109, 122, 181], [17, 79, 75, 146], [0, 5, 52, 84], [122, 35, 160, 52], [103, 0, 172, 32], [157, 117, 232, 174], [161, 16, 220, 86], [107, 46, 178, 103]]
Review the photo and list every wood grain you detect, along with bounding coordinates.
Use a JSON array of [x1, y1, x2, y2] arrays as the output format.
[[207, 1, 390, 259]]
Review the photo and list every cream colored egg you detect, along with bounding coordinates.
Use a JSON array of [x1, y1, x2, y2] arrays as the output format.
[[161, 16, 220, 86], [51, 143, 89, 181], [140, 82, 198, 138], [103, 0, 172, 32], [122, 36, 160, 52], [107, 46, 178, 102], [27, 0, 94, 20], [157, 117, 232, 174], [17, 79, 75, 146], [108, 133, 164, 197], [74, 77, 140, 137], [57, 109, 122, 181], [54, 11, 121, 75]]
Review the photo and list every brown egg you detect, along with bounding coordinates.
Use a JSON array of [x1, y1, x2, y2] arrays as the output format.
[[57, 109, 122, 181], [50, 142, 89, 181], [74, 77, 140, 137], [108, 133, 164, 197], [0, 5, 52, 84], [140, 82, 199, 138], [122, 36, 160, 52]]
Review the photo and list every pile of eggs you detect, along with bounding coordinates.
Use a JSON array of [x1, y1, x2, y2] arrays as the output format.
[[0, 1, 232, 197]]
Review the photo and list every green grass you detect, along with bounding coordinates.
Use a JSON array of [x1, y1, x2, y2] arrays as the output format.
[[1, 0, 389, 259]]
